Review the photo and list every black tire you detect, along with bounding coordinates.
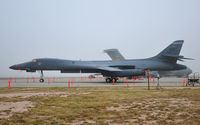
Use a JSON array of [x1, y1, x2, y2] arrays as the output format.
[[106, 78, 112, 83], [40, 79, 44, 83]]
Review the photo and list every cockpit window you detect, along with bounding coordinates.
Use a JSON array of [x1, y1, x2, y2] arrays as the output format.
[[32, 59, 37, 62], [28, 59, 37, 63]]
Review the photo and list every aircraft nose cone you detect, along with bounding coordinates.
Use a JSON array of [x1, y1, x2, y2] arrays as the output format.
[[9, 65, 18, 70]]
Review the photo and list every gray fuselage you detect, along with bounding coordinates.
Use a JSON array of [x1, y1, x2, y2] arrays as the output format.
[[10, 58, 186, 75]]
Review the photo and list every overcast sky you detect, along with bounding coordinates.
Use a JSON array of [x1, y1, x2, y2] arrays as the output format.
[[0, 0, 199, 77]]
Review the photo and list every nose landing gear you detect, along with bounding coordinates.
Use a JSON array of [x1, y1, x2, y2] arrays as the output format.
[[40, 78, 44, 83], [40, 70, 44, 83]]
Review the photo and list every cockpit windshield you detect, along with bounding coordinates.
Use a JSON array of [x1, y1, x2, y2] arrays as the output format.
[[28, 59, 37, 63]]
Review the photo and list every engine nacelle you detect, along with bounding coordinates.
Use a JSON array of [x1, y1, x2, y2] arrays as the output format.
[[103, 69, 145, 77]]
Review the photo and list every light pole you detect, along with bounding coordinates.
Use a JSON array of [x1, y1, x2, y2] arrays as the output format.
[[146, 70, 150, 90]]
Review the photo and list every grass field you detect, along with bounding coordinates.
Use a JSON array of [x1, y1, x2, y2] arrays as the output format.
[[0, 87, 200, 125]]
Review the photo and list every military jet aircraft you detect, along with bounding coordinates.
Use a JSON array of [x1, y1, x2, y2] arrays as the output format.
[[104, 48, 192, 78], [10, 40, 188, 83]]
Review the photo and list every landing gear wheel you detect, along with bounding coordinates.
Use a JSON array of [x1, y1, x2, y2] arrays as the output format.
[[106, 78, 118, 83], [106, 78, 112, 83], [39, 70, 44, 83], [40, 79, 44, 83]]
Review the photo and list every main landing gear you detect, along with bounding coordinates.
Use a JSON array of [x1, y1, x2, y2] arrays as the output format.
[[40, 70, 44, 83], [106, 78, 118, 83]]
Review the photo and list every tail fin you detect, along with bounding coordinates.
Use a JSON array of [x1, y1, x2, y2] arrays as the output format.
[[155, 40, 184, 63]]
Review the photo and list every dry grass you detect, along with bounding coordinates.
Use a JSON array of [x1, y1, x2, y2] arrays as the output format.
[[0, 87, 200, 125]]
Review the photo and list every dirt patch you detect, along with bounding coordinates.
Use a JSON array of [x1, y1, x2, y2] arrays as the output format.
[[0, 101, 34, 118], [163, 86, 200, 89], [151, 98, 194, 107], [0, 92, 66, 98], [107, 105, 131, 111], [0, 92, 91, 119], [0, 92, 91, 98], [106, 97, 196, 124], [60, 92, 91, 97], [70, 120, 96, 125]]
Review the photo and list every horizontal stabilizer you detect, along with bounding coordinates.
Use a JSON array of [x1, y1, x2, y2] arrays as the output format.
[[180, 57, 194, 60], [177, 56, 194, 62]]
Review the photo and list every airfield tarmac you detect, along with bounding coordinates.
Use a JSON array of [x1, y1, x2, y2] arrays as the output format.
[[0, 77, 194, 88]]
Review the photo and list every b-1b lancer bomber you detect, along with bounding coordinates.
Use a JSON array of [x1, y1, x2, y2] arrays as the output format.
[[10, 40, 190, 83]]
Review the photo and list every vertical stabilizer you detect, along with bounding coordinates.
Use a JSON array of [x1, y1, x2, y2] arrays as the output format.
[[155, 40, 184, 63]]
